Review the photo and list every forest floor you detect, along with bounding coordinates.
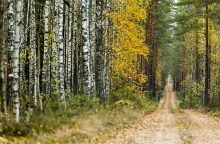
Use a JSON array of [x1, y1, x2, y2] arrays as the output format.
[[105, 84, 220, 144], [1, 84, 220, 144]]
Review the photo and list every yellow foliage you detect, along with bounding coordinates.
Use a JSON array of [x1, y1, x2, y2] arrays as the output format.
[[110, 0, 149, 87]]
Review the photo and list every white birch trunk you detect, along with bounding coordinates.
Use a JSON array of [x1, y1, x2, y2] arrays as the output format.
[[82, 0, 92, 94], [67, 3, 73, 91], [43, 0, 50, 94], [7, 0, 15, 107], [13, 0, 22, 122], [64, 4, 71, 91], [104, 0, 111, 99], [58, 0, 66, 107], [89, 0, 96, 93], [19, 0, 26, 97]]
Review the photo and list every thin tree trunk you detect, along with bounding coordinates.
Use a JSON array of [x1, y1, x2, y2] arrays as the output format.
[[89, 0, 96, 93], [195, 32, 200, 82], [58, 0, 66, 107], [43, 0, 50, 95], [204, 3, 210, 107], [67, 3, 72, 91], [0, 0, 8, 121], [29, 0, 37, 106], [13, 0, 22, 122], [82, 0, 92, 94], [104, 0, 111, 99], [51, 0, 59, 97], [19, 0, 26, 98], [95, 0, 106, 101], [72, 0, 79, 94]]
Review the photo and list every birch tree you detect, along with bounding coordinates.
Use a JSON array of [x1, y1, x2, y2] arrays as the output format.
[[58, 0, 66, 107], [82, 0, 92, 94], [64, 1, 72, 91], [89, 0, 96, 93], [7, 0, 15, 108], [43, 0, 50, 94], [19, 0, 26, 98], [13, 0, 22, 122]]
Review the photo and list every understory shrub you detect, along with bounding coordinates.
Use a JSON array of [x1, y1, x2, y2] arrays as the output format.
[[179, 76, 204, 108]]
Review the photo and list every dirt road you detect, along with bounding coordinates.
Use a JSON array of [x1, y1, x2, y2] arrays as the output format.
[[106, 84, 220, 144]]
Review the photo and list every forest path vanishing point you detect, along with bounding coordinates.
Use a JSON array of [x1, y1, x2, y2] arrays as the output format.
[[106, 83, 220, 144]]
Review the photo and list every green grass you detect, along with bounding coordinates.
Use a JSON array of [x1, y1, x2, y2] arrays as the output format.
[[183, 140, 193, 144], [0, 93, 158, 144], [208, 106, 220, 117], [170, 108, 184, 114]]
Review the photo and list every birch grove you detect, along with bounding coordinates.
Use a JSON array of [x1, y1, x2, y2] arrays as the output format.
[[0, 0, 151, 124]]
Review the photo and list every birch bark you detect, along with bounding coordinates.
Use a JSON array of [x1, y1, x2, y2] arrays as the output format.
[[82, 0, 92, 94], [58, 0, 66, 107], [89, 0, 96, 93], [43, 0, 50, 94], [7, 0, 15, 109], [13, 0, 22, 122], [67, 2, 73, 91]]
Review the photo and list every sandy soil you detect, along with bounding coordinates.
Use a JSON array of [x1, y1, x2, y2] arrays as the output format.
[[105, 84, 220, 144], [184, 110, 220, 144]]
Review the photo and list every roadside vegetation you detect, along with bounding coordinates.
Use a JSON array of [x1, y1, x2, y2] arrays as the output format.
[[0, 90, 158, 143]]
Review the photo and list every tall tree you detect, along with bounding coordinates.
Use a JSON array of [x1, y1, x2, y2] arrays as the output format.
[[89, 0, 96, 93], [204, 2, 210, 106], [29, 0, 37, 106], [43, 0, 51, 95], [13, 0, 22, 122], [58, 0, 66, 107], [0, 0, 7, 120], [146, 0, 159, 98], [82, 0, 92, 94], [95, 0, 106, 101]]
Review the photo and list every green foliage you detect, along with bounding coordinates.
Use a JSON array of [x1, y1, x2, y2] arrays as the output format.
[[113, 100, 135, 107], [2, 122, 30, 136], [110, 87, 158, 111], [29, 95, 101, 134], [1, 92, 158, 140], [209, 106, 220, 117], [67, 95, 100, 110], [170, 108, 184, 113], [157, 0, 181, 77], [179, 79, 204, 108], [210, 80, 220, 106]]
